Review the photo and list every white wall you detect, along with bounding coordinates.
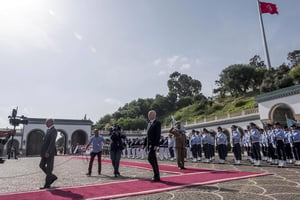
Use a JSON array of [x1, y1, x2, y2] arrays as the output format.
[[259, 95, 300, 120]]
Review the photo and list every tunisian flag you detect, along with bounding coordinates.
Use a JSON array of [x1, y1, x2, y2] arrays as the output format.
[[259, 2, 279, 14]]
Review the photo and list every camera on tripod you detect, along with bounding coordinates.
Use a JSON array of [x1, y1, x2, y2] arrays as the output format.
[[8, 108, 28, 126]]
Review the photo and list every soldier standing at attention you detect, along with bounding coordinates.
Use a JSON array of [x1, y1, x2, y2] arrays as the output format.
[[169, 122, 187, 169], [231, 125, 242, 165], [216, 126, 227, 164]]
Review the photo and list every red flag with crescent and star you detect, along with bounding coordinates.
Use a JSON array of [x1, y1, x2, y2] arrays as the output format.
[[259, 1, 279, 14]]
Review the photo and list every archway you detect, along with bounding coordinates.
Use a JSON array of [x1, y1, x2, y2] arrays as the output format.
[[71, 130, 87, 153], [56, 130, 68, 155], [26, 129, 44, 156], [6, 139, 20, 159], [270, 103, 295, 125]]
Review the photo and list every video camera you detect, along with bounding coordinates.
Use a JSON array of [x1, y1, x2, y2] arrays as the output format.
[[109, 124, 122, 135], [8, 108, 28, 127]]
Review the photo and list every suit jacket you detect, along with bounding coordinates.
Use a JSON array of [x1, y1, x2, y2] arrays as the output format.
[[144, 120, 161, 148], [41, 126, 57, 157], [169, 127, 187, 149]]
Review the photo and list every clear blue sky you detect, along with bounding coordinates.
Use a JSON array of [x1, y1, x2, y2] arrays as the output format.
[[0, 0, 299, 127]]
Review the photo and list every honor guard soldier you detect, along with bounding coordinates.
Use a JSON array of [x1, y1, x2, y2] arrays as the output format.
[[284, 125, 294, 164], [196, 131, 202, 161], [249, 123, 262, 166], [190, 129, 200, 162], [274, 122, 287, 168], [291, 124, 300, 166], [260, 128, 269, 161], [216, 127, 227, 164], [202, 128, 211, 163], [231, 125, 242, 165], [267, 124, 278, 165]]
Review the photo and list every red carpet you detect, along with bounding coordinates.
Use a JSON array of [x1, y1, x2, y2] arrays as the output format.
[[72, 155, 223, 174], [0, 156, 271, 200]]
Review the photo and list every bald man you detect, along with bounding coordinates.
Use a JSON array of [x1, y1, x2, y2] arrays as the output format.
[[143, 110, 161, 181]]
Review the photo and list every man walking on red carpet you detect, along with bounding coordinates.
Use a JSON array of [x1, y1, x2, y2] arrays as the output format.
[[143, 110, 161, 181], [39, 118, 58, 189]]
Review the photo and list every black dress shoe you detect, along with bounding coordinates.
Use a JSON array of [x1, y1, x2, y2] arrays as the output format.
[[50, 175, 57, 184], [40, 185, 50, 189], [151, 177, 160, 182], [179, 167, 187, 170]]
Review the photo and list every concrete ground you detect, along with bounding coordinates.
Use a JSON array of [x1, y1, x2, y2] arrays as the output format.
[[0, 154, 300, 200]]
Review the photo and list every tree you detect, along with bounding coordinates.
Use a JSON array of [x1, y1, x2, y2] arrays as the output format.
[[289, 64, 300, 83], [216, 64, 256, 97], [274, 64, 294, 89], [167, 71, 202, 99], [287, 50, 300, 68], [249, 55, 265, 68], [95, 114, 113, 129], [260, 65, 294, 92]]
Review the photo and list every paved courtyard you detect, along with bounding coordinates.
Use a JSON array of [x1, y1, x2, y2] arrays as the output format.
[[0, 154, 300, 200]]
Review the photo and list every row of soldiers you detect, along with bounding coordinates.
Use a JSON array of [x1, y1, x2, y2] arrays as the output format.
[[188, 122, 300, 167], [111, 121, 300, 168]]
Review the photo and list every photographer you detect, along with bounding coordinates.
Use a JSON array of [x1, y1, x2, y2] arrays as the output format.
[[0, 130, 15, 142], [0, 130, 15, 163], [110, 125, 126, 177]]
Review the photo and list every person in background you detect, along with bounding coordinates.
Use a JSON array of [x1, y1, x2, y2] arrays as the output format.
[[249, 122, 262, 167], [216, 126, 227, 164], [190, 129, 199, 163], [0, 129, 15, 163], [274, 122, 287, 168], [260, 128, 269, 161], [291, 123, 300, 166], [267, 124, 278, 165], [168, 134, 175, 161], [202, 128, 211, 163], [284, 125, 294, 164], [85, 129, 105, 176], [231, 125, 242, 165], [196, 130, 202, 161]]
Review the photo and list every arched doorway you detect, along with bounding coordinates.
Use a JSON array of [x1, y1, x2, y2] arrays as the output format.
[[71, 130, 87, 153], [26, 129, 44, 156], [270, 103, 295, 125], [6, 139, 20, 159], [56, 130, 67, 155]]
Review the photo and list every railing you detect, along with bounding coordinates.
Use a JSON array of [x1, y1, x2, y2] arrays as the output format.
[[168, 107, 259, 129], [111, 108, 259, 134]]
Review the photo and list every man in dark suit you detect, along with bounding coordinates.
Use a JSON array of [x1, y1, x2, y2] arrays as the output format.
[[143, 110, 161, 181], [39, 118, 58, 189]]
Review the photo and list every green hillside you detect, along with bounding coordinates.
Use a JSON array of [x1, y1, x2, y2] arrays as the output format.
[[170, 95, 257, 125]]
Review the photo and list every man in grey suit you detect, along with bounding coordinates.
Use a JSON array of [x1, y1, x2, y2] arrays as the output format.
[[40, 118, 58, 189]]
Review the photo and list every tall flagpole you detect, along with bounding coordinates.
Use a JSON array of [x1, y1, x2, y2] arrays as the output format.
[[257, 0, 271, 70]]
